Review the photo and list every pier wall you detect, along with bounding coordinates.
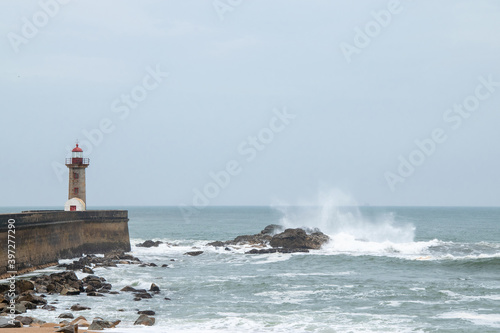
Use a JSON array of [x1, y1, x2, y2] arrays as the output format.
[[0, 210, 130, 278]]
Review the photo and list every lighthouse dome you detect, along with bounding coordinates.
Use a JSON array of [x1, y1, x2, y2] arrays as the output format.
[[72, 144, 83, 152]]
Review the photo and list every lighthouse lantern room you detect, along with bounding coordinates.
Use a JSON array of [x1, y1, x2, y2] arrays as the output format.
[[64, 143, 90, 211]]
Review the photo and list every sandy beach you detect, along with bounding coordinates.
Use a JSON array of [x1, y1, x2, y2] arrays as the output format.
[[2, 328, 61, 333], [1, 327, 99, 333]]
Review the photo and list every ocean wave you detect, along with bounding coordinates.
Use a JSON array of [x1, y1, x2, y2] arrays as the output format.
[[130, 236, 500, 264], [438, 255, 500, 267], [437, 312, 500, 329]]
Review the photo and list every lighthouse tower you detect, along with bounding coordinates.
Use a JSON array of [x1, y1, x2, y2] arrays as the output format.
[[64, 143, 90, 211]]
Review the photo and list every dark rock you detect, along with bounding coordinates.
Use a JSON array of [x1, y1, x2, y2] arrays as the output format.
[[34, 284, 48, 293], [0, 317, 22, 328], [100, 283, 112, 291], [61, 287, 81, 296], [134, 314, 155, 326], [42, 304, 56, 311], [185, 251, 203, 256], [246, 248, 274, 254], [120, 286, 137, 292], [149, 283, 160, 292], [88, 319, 117, 330], [71, 304, 90, 311], [83, 276, 103, 290], [56, 324, 76, 333], [85, 285, 96, 293], [270, 228, 330, 249], [208, 225, 328, 252], [53, 271, 79, 282], [136, 240, 163, 248], [13, 303, 26, 314], [246, 248, 277, 254], [82, 275, 105, 282], [260, 224, 284, 235], [0, 284, 9, 294], [245, 248, 310, 254], [87, 292, 105, 297], [207, 241, 225, 247], [225, 247, 231, 251], [208, 224, 282, 247], [109, 291, 120, 295], [134, 292, 152, 299], [32, 317, 47, 325], [20, 301, 37, 310], [59, 313, 74, 319], [161, 264, 169, 267], [30, 271, 84, 295], [46, 283, 58, 293], [17, 279, 35, 293], [82, 267, 94, 274], [138, 310, 156, 316], [233, 234, 272, 245], [14, 315, 33, 325], [69, 315, 88, 325], [164, 297, 171, 301], [18, 293, 47, 305], [96, 262, 117, 268]]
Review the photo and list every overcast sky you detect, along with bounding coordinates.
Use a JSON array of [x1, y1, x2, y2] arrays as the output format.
[[1, 0, 499, 208]]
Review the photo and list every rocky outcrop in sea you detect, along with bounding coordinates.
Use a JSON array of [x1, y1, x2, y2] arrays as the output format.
[[208, 224, 330, 253]]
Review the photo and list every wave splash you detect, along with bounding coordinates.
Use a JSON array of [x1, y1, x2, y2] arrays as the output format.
[[274, 189, 422, 257], [276, 189, 415, 242]]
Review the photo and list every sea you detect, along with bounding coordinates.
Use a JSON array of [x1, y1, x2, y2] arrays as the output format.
[[1, 205, 500, 332]]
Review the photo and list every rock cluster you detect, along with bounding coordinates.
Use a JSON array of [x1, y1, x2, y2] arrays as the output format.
[[57, 252, 142, 272], [137, 240, 163, 248], [0, 251, 166, 328], [185, 251, 204, 256], [120, 283, 162, 302], [208, 225, 330, 253], [270, 228, 330, 250]]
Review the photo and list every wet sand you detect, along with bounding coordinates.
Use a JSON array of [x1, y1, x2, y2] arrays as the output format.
[[1, 327, 99, 333]]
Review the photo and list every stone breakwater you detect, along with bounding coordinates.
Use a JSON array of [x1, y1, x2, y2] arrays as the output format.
[[0, 210, 131, 278]]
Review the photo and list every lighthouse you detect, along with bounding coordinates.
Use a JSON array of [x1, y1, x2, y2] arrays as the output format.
[[64, 143, 90, 211]]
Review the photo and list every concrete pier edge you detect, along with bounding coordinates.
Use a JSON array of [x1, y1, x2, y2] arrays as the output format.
[[0, 210, 131, 279]]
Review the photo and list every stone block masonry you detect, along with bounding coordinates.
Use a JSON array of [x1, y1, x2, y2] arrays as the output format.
[[0, 210, 130, 278]]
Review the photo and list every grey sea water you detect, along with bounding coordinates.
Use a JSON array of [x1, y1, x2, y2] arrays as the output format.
[[2, 206, 500, 332]]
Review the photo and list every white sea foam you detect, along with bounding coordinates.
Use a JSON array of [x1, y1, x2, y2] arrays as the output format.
[[437, 312, 500, 328], [276, 271, 355, 278]]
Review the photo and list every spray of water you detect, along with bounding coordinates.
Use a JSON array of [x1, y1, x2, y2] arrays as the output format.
[[275, 189, 415, 244]]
